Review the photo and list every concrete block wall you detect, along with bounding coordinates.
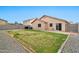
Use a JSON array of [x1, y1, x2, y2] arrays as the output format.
[[0, 24, 25, 30], [65, 24, 78, 32]]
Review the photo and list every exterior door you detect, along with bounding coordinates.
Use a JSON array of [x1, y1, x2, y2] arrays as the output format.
[[56, 23, 62, 31]]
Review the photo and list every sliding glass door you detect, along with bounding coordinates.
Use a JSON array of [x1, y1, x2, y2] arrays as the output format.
[[56, 23, 62, 31]]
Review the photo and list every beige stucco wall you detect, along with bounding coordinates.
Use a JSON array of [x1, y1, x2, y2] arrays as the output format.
[[32, 20, 46, 30], [0, 20, 7, 25], [65, 24, 79, 32], [41, 17, 68, 31]]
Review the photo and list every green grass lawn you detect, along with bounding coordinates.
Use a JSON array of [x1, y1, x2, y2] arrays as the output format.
[[8, 30, 68, 53]]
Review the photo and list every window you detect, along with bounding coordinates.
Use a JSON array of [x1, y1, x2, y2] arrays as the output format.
[[50, 23, 53, 27], [38, 24, 41, 27], [56, 23, 62, 31]]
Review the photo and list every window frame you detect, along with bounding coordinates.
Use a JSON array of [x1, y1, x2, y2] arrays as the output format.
[[49, 23, 53, 27], [38, 24, 41, 27]]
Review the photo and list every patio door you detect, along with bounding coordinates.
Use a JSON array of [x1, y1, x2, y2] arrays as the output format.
[[56, 23, 62, 31]]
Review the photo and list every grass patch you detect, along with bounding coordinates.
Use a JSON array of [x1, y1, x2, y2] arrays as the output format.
[[8, 29, 68, 53]]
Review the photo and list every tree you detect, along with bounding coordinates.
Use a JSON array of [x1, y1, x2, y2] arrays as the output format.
[[14, 21, 18, 24], [14, 21, 22, 25]]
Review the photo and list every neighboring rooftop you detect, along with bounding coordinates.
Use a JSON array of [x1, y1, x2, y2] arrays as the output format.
[[0, 19, 8, 22], [23, 18, 37, 23]]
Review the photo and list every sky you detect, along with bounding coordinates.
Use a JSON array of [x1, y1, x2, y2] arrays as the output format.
[[0, 6, 79, 23]]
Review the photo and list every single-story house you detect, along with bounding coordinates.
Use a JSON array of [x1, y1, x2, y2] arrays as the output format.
[[0, 19, 8, 25], [23, 15, 79, 32], [0, 19, 26, 30], [23, 18, 36, 26]]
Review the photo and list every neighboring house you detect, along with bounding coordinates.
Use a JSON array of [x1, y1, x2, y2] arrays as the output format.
[[0, 19, 25, 30], [23, 18, 37, 29], [23, 15, 79, 32], [0, 19, 8, 25], [23, 18, 36, 26]]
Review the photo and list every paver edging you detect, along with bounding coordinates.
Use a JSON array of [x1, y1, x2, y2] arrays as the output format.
[[58, 33, 70, 53], [5, 31, 35, 53]]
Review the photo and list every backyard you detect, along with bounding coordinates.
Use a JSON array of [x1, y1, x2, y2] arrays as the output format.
[[8, 30, 68, 53]]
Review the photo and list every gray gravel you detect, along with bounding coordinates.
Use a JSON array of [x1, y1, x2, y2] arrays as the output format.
[[0, 31, 28, 53], [61, 34, 79, 53]]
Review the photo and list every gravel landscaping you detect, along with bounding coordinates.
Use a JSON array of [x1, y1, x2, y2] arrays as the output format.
[[61, 34, 79, 53]]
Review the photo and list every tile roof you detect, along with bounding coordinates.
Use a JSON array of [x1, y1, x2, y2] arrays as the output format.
[[31, 18, 47, 24], [23, 15, 70, 24], [39, 15, 70, 24]]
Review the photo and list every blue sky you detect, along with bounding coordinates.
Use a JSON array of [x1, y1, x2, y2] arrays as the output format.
[[0, 6, 79, 23]]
